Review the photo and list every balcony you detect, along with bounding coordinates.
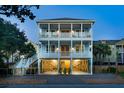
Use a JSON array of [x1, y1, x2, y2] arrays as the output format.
[[40, 31, 91, 39], [40, 51, 91, 58]]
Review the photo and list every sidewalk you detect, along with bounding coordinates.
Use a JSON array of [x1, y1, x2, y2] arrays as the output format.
[[0, 77, 47, 84], [81, 73, 124, 84], [0, 73, 124, 85]]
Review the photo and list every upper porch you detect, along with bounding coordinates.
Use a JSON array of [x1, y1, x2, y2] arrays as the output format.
[[38, 23, 93, 40], [38, 40, 92, 58]]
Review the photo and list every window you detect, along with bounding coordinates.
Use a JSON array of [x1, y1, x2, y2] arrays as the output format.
[[90, 48, 91, 51], [75, 45, 81, 52], [50, 24, 58, 30], [51, 45, 55, 52], [40, 24, 48, 29], [46, 45, 48, 53], [73, 24, 81, 30], [83, 24, 91, 32], [60, 24, 71, 30]]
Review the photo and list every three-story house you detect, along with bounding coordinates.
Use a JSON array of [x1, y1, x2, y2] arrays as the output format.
[[37, 18, 95, 75]]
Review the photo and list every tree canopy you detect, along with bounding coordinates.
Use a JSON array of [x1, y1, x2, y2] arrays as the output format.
[[93, 43, 111, 64], [0, 5, 39, 22], [0, 18, 36, 66]]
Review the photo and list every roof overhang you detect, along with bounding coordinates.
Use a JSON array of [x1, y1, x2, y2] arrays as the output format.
[[36, 19, 95, 24]]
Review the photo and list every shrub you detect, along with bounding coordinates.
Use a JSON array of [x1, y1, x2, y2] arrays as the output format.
[[59, 68, 62, 74], [63, 68, 66, 75], [26, 68, 37, 74], [68, 68, 71, 75], [0, 69, 7, 77], [102, 69, 107, 73], [107, 67, 116, 73]]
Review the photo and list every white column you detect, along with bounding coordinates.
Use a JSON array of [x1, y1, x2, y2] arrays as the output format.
[[83, 42, 85, 55], [81, 40, 82, 57], [37, 23, 42, 74], [57, 23, 60, 74], [37, 43, 41, 74], [71, 23, 73, 74], [71, 23, 73, 38], [48, 40, 50, 57], [48, 23, 50, 37], [90, 23, 93, 75], [81, 23, 83, 37], [58, 40, 60, 73], [122, 45, 123, 64], [58, 23, 60, 38], [71, 40, 73, 74]]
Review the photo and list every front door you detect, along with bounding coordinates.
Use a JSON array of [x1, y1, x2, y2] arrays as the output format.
[[61, 45, 70, 57], [60, 60, 71, 75], [61, 45, 69, 52]]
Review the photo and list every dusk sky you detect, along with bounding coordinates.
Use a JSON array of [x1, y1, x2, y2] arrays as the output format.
[[1, 5, 124, 43]]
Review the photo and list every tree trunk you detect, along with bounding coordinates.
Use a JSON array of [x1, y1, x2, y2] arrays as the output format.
[[12, 52, 13, 63], [116, 59, 118, 75]]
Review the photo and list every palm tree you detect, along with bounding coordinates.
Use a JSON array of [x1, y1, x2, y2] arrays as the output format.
[[101, 44, 111, 64], [93, 44, 111, 65]]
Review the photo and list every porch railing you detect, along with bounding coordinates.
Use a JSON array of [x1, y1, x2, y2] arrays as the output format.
[[60, 32, 71, 38], [60, 51, 71, 57], [40, 31, 91, 38], [40, 51, 91, 58]]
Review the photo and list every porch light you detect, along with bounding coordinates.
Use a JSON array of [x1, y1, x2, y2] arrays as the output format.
[[57, 30, 60, 34], [52, 60, 57, 65], [71, 48, 75, 51], [56, 48, 59, 51], [74, 59, 80, 62], [52, 60, 57, 62], [71, 30, 74, 34]]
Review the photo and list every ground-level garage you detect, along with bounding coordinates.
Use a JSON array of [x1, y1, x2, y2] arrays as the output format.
[[39, 58, 92, 75]]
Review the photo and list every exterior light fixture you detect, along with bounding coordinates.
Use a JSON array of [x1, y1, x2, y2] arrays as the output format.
[[52, 60, 57, 62], [57, 30, 60, 34], [57, 30, 60, 37], [71, 48, 75, 51], [56, 48, 59, 51], [74, 59, 80, 62], [52, 60, 57, 65], [71, 30, 74, 34]]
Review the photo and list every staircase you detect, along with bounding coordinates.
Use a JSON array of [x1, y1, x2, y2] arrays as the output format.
[[14, 54, 38, 75]]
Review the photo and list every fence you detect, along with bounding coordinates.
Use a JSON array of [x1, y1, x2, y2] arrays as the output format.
[[0, 67, 38, 77], [93, 65, 124, 73]]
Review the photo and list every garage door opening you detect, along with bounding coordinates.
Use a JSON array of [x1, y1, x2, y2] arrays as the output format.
[[72, 59, 90, 74], [41, 59, 58, 74]]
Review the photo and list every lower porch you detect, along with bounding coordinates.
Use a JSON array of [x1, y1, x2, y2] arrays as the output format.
[[39, 58, 92, 75]]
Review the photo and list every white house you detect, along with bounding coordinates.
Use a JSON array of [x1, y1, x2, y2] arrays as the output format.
[[36, 18, 95, 75], [93, 39, 124, 65]]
